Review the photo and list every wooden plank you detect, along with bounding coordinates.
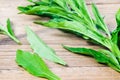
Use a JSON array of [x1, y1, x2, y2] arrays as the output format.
[[0, 52, 106, 70], [0, 0, 120, 80], [0, 0, 120, 5], [86, 0, 120, 4], [0, 70, 47, 80], [0, 67, 120, 80], [0, 45, 102, 53]]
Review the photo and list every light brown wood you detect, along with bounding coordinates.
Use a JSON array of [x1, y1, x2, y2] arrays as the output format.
[[0, 0, 120, 80], [86, 0, 120, 4]]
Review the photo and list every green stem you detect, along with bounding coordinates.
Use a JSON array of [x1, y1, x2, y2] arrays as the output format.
[[108, 41, 120, 64], [7, 33, 21, 45]]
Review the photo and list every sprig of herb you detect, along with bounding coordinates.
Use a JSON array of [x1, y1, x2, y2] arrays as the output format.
[[0, 19, 21, 44], [18, 0, 120, 72]]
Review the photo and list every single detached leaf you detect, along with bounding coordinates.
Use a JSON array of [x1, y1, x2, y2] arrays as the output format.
[[16, 50, 60, 80], [26, 27, 66, 65]]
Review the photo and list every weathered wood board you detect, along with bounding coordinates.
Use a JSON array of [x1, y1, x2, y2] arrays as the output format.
[[0, 0, 120, 80]]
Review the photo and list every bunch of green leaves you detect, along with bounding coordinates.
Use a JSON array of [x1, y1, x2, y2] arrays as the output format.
[[0, 19, 21, 44], [18, 0, 120, 72]]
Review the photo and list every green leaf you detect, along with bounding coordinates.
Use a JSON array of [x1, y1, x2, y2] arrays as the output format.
[[111, 9, 120, 49], [16, 50, 60, 80], [98, 49, 120, 72], [92, 3, 110, 37], [26, 27, 66, 65], [116, 9, 120, 26], [27, 0, 51, 5], [18, 5, 81, 21], [51, 0, 69, 11], [6, 18, 15, 37], [0, 19, 21, 44], [63, 46, 92, 56], [111, 26, 120, 44], [63, 46, 120, 72], [98, 49, 119, 65], [18, 5, 35, 14], [63, 46, 108, 63], [35, 19, 109, 48]]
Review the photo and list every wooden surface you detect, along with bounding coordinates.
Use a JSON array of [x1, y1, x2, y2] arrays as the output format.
[[0, 0, 120, 80]]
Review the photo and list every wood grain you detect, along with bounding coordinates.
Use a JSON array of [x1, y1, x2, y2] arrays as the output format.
[[0, 0, 120, 80], [86, 0, 120, 4]]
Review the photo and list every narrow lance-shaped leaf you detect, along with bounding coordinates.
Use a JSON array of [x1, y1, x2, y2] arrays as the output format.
[[111, 27, 120, 45], [92, 3, 111, 37], [26, 27, 66, 65], [51, 0, 69, 11], [63, 46, 120, 72], [16, 50, 60, 80], [18, 5, 81, 21], [112, 9, 120, 49], [98, 49, 120, 72], [63, 46, 108, 63], [116, 9, 120, 26], [7, 19, 15, 36], [27, 0, 51, 5]]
